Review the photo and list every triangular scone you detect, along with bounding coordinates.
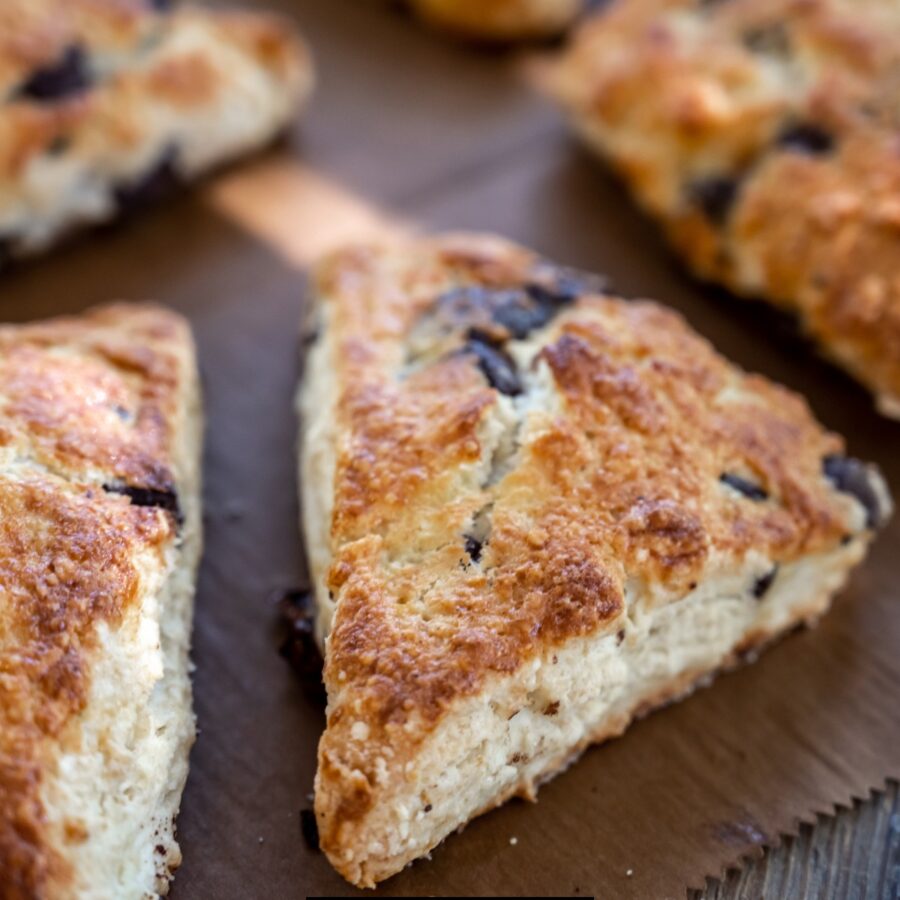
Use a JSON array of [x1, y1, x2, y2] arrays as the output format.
[[407, 0, 582, 40], [552, 0, 900, 417], [0, 0, 312, 265], [0, 305, 202, 899], [300, 233, 891, 887]]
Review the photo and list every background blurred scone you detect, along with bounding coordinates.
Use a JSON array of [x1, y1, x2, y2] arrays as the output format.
[[0, 0, 312, 267], [299, 232, 890, 887], [0, 305, 202, 899], [553, 0, 900, 418], [409, 0, 582, 40]]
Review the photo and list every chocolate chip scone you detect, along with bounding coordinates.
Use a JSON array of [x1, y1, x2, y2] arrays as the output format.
[[0, 304, 202, 899], [553, 0, 900, 418], [0, 0, 312, 267], [408, 0, 582, 40], [298, 232, 890, 887]]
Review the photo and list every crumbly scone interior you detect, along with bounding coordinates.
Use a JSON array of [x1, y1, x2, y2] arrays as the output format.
[[0, 307, 202, 898], [302, 235, 890, 887]]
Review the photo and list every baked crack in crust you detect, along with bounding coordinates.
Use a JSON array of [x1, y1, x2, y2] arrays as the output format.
[[298, 232, 890, 887]]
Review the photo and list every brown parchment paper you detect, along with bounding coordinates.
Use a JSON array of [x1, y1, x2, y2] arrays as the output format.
[[0, 1, 897, 896]]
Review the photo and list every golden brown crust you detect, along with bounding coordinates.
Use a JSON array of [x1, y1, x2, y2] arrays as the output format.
[[0, 0, 164, 100], [0, 3, 312, 264], [0, 304, 194, 899], [408, 0, 582, 41], [308, 233, 884, 866], [0, 6, 307, 177], [553, 0, 900, 414]]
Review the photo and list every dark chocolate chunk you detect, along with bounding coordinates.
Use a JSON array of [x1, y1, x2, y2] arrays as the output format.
[[434, 269, 591, 343], [464, 330, 522, 396], [493, 291, 555, 339], [776, 122, 834, 156], [434, 284, 559, 341], [114, 148, 180, 215], [300, 809, 320, 852], [423, 803, 433, 813], [688, 175, 741, 225], [103, 483, 183, 524], [743, 23, 791, 56], [19, 45, 91, 102], [278, 589, 326, 705], [752, 565, 778, 599], [46, 135, 71, 157], [464, 534, 483, 563], [720, 472, 769, 502], [823, 455, 887, 529]]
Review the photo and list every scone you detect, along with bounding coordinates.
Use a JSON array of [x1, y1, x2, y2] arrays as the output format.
[[408, 0, 582, 40], [0, 0, 312, 266], [298, 232, 890, 887], [553, 0, 900, 418], [0, 305, 202, 899]]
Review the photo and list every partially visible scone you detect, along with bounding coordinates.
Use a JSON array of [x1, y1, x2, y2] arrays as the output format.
[[553, 0, 900, 417], [408, 0, 582, 40], [0, 304, 203, 899], [299, 232, 890, 887], [0, 0, 312, 265]]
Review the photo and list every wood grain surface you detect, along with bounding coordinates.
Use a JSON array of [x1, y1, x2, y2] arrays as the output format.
[[696, 781, 900, 900]]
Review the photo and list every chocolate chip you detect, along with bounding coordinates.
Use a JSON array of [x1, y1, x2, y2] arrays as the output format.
[[423, 803, 433, 813], [464, 534, 483, 563], [103, 483, 183, 524], [688, 176, 741, 225], [464, 330, 522, 396], [719, 472, 768, 502], [435, 279, 579, 342], [300, 809, 320, 852], [752, 565, 778, 599], [776, 122, 834, 156], [18, 45, 91, 102], [823, 455, 888, 529], [743, 23, 791, 55], [490, 290, 555, 339], [46, 135, 71, 157], [278, 589, 326, 705], [114, 148, 180, 215]]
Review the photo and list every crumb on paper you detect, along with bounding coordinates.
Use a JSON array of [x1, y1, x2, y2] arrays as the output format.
[[626, 869, 633, 876], [509, 837, 518, 846]]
